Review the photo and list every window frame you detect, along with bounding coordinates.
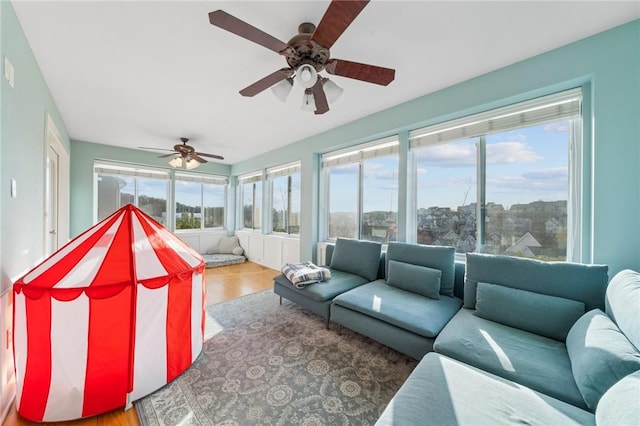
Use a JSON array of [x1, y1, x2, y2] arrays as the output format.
[[237, 171, 263, 231], [174, 172, 228, 232], [267, 161, 301, 236], [408, 88, 583, 262], [93, 161, 229, 232], [321, 136, 400, 243]]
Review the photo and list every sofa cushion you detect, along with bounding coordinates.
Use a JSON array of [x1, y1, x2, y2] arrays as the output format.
[[329, 238, 382, 281], [387, 260, 441, 300], [332, 280, 462, 338], [434, 308, 586, 409], [463, 253, 608, 310], [386, 242, 455, 296], [605, 269, 640, 350], [273, 269, 369, 303], [566, 309, 640, 410], [376, 353, 595, 426], [475, 282, 585, 341], [595, 370, 640, 425], [218, 235, 243, 254]]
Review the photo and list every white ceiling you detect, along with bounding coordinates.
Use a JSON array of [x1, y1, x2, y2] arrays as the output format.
[[11, 1, 639, 165]]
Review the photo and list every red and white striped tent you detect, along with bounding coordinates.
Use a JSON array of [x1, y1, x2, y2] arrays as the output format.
[[13, 204, 205, 422]]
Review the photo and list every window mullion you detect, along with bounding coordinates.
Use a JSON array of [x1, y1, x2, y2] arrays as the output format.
[[358, 161, 364, 239], [477, 136, 487, 253], [287, 175, 292, 234]]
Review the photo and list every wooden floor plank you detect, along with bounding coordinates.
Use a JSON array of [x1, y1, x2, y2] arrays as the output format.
[[4, 261, 277, 426]]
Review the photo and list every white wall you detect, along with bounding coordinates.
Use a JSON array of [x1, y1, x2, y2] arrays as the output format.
[[177, 229, 229, 254], [236, 231, 300, 270]]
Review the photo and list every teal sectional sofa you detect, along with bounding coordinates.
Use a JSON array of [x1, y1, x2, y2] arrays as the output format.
[[377, 262, 640, 425], [273, 238, 384, 324], [330, 242, 463, 359]]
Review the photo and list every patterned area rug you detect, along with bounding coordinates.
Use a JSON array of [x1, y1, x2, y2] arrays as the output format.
[[136, 290, 417, 425]]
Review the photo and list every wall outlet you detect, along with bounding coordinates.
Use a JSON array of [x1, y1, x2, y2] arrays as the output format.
[[3, 56, 14, 88]]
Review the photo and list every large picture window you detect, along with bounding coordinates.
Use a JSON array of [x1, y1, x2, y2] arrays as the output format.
[[94, 162, 228, 232], [95, 163, 169, 224], [175, 173, 227, 230], [268, 162, 301, 235], [239, 172, 262, 230], [410, 88, 581, 261], [322, 137, 399, 243]]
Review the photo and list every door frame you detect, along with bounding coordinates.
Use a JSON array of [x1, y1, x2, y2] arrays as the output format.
[[44, 114, 70, 255]]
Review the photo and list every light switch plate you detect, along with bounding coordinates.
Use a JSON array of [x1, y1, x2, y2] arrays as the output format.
[[4, 56, 14, 88], [10, 178, 17, 198]]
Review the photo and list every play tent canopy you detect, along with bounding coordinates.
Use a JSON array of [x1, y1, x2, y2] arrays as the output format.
[[13, 204, 205, 422]]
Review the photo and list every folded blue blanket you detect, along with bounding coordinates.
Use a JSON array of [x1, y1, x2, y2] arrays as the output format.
[[281, 262, 332, 288]]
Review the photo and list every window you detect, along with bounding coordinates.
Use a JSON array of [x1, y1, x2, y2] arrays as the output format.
[[94, 162, 228, 232], [239, 172, 262, 230], [410, 88, 581, 261], [268, 162, 301, 235], [174, 173, 227, 230], [95, 163, 169, 224], [323, 137, 399, 243]]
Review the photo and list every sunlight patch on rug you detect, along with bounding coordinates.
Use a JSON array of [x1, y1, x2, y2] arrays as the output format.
[[136, 290, 417, 425]]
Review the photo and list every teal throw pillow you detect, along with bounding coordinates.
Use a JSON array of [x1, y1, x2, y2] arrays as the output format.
[[387, 260, 441, 300], [329, 238, 382, 281], [566, 309, 640, 410], [475, 282, 585, 341]]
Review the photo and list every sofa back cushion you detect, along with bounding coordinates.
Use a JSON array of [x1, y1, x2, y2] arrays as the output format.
[[605, 269, 640, 350], [475, 282, 585, 341], [464, 253, 608, 310], [596, 370, 640, 425], [386, 243, 455, 297], [329, 238, 382, 281], [387, 260, 441, 299], [566, 309, 640, 410]]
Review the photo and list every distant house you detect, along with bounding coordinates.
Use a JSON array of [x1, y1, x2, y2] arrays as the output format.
[[506, 232, 542, 258]]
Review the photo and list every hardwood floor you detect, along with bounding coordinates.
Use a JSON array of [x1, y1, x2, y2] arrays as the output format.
[[3, 262, 278, 426]]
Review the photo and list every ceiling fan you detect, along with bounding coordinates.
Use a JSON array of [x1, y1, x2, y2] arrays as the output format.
[[139, 138, 224, 169], [208, 0, 395, 115]]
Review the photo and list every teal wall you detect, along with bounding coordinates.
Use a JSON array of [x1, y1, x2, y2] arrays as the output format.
[[230, 20, 640, 276], [70, 139, 231, 237], [1, 1, 70, 292]]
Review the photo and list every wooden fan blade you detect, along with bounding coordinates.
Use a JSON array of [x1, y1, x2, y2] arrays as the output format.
[[157, 153, 179, 158], [240, 68, 291, 97], [138, 146, 175, 152], [209, 10, 290, 54], [311, 80, 329, 115], [191, 154, 208, 164], [311, 0, 369, 49], [325, 59, 395, 86], [197, 152, 225, 160]]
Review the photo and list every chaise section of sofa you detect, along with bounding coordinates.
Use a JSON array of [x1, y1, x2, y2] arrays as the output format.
[[331, 243, 462, 359], [378, 268, 640, 425], [273, 238, 383, 322], [376, 352, 596, 426], [434, 253, 610, 409]]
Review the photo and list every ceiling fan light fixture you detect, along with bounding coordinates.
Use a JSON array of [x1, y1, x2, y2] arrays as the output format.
[[185, 158, 200, 170], [301, 89, 316, 111], [323, 78, 343, 103], [297, 64, 317, 89], [271, 77, 293, 102], [169, 156, 183, 168]]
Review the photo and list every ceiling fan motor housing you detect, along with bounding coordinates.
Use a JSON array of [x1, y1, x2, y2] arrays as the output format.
[[285, 23, 330, 71]]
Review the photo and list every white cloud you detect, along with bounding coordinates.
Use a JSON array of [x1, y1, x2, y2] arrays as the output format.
[[486, 142, 542, 164]]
